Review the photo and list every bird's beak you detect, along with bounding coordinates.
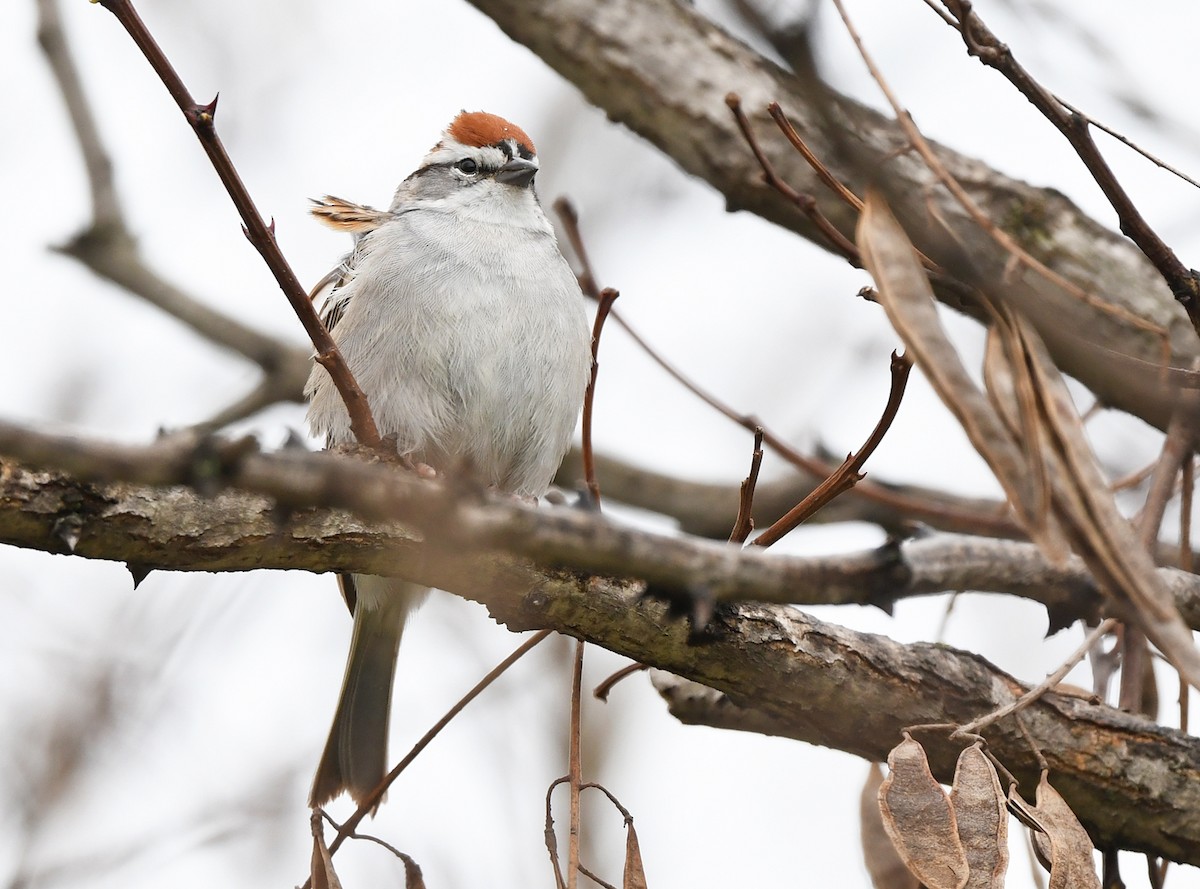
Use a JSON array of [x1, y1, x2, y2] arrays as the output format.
[[495, 158, 538, 188]]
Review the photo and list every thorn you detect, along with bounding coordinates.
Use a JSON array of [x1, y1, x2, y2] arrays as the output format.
[[51, 515, 84, 554], [241, 223, 253, 243], [197, 93, 219, 121], [126, 563, 154, 588], [267, 217, 276, 237]]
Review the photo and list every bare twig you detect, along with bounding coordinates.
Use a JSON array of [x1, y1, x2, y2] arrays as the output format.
[[550, 202, 1019, 540], [582, 289, 619, 508], [594, 663, 650, 702], [306, 629, 553, 884], [553, 198, 602, 301], [752, 350, 912, 547], [953, 619, 1116, 739], [830, 0, 1166, 342], [94, 0, 381, 446], [37, 0, 310, 421], [766, 101, 864, 213], [937, 0, 1200, 337], [729, 428, 764, 544], [726, 93, 861, 264], [567, 639, 585, 889]]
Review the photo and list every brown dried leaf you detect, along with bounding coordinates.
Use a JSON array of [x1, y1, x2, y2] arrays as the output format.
[[949, 744, 1008, 889], [879, 736, 969, 889], [623, 820, 649, 889], [1012, 317, 1200, 689], [310, 820, 343, 889], [862, 763, 920, 889], [857, 190, 1052, 554], [1006, 787, 1052, 874], [982, 323, 1070, 562], [1031, 773, 1101, 889], [399, 852, 427, 889]]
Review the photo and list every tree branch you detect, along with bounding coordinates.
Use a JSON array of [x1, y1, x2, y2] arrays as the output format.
[[4, 425, 1200, 631], [4, 430, 1200, 859], [466, 0, 1199, 432]]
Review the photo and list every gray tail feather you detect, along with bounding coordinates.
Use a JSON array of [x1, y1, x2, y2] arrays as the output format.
[[309, 576, 417, 809]]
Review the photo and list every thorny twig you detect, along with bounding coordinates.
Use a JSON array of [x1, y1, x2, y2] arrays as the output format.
[[37, 0, 309, 427], [94, 0, 381, 447], [752, 350, 912, 547]]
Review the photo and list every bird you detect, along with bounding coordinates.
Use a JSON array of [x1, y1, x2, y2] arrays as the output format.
[[304, 111, 593, 809]]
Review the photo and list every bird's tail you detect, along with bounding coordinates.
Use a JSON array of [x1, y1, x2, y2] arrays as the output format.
[[309, 575, 425, 810]]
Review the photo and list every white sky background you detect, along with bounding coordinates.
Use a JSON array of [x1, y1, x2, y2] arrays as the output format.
[[2, 0, 1200, 886]]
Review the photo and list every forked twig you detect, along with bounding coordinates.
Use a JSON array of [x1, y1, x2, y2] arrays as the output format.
[[953, 619, 1116, 739], [726, 93, 861, 265], [95, 0, 381, 447], [752, 351, 912, 547], [729, 428, 765, 543]]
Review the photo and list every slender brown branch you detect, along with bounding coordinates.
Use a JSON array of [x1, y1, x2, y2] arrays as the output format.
[[309, 630, 553, 881], [953, 619, 1116, 739], [752, 351, 912, 547], [1051, 96, 1200, 194], [766, 101, 863, 213], [94, 0, 380, 447], [567, 639, 585, 889], [729, 428, 764, 544], [582, 289, 619, 508], [593, 663, 650, 702], [726, 93, 861, 264], [553, 198, 602, 301], [938, 0, 1200, 337]]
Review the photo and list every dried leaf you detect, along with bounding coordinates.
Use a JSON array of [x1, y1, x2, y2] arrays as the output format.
[[623, 820, 649, 889], [861, 188, 1200, 691], [310, 821, 343, 889], [949, 744, 1008, 889], [879, 736, 969, 889], [399, 852, 427, 889], [1033, 774, 1100, 889], [982, 324, 1070, 562], [1017, 320, 1200, 691], [857, 190, 1055, 556], [862, 763, 920, 889]]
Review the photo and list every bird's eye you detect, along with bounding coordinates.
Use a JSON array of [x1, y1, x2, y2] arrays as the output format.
[[456, 158, 479, 174]]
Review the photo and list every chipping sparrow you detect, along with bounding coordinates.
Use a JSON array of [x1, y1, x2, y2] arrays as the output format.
[[305, 111, 592, 808]]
